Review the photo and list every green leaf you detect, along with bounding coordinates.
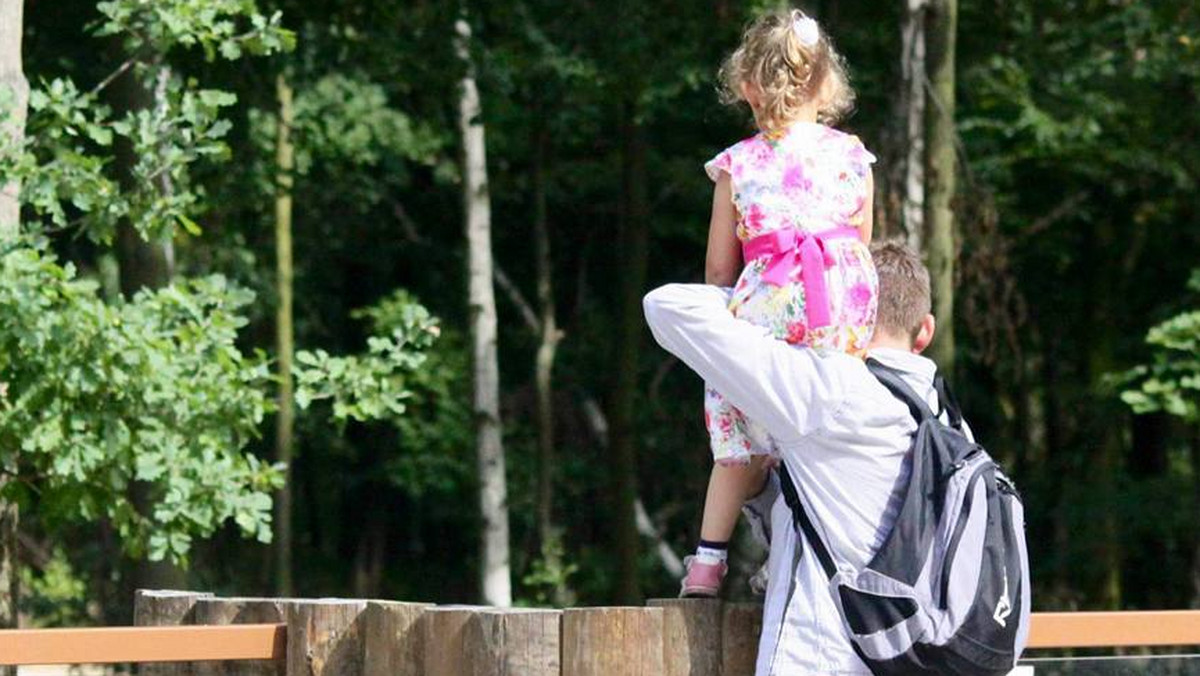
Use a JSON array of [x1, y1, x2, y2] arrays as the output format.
[[87, 125, 114, 146], [176, 214, 203, 236], [198, 90, 237, 108]]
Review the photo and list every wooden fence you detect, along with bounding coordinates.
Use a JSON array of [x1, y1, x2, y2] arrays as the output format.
[[0, 589, 1198, 674]]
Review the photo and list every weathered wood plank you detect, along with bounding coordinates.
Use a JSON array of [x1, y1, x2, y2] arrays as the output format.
[[648, 598, 721, 676], [720, 602, 763, 676], [562, 607, 664, 676], [285, 599, 367, 676], [134, 589, 213, 627], [465, 608, 561, 676], [421, 606, 482, 676], [362, 600, 431, 676]]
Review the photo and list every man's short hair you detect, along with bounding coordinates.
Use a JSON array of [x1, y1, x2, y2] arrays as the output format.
[[871, 240, 931, 339]]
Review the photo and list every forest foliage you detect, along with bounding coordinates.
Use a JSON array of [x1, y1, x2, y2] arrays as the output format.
[[2, 0, 1198, 623]]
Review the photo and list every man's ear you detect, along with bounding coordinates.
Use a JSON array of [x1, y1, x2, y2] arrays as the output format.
[[912, 314, 936, 354]]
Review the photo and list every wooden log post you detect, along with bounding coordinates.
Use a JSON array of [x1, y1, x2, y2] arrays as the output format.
[[562, 607, 664, 676], [133, 590, 214, 676], [192, 597, 291, 676], [285, 599, 367, 676], [362, 601, 431, 676], [420, 606, 482, 676], [423, 606, 560, 676], [134, 589, 213, 626], [720, 602, 763, 676], [647, 599, 722, 676], [465, 608, 561, 676]]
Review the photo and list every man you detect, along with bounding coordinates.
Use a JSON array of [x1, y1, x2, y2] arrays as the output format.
[[643, 241, 964, 675]]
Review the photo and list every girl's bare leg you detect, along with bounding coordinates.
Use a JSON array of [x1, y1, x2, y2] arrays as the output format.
[[687, 387, 773, 595], [700, 455, 772, 542]]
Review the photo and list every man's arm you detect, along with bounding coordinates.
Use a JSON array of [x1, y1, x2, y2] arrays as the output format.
[[643, 283, 846, 441]]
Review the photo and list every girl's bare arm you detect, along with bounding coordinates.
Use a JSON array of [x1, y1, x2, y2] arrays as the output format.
[[705, 173, 742, 286], [858, 168, 874, 245]]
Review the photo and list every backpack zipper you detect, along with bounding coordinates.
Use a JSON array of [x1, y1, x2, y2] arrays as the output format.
[[946, 445, 983, 475]]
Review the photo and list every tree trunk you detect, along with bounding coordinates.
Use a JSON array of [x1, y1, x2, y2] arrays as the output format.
[[1128, 413, 1169, 607], [116, 226, 174, 295], [900, 0, 927, 250], [1089, 357, 1123, 609], [455, 15, 511, 607], [118, 65, 175, 296], [610, 100, 649, 604], [531, 120, 567, 604], [0, 0, 26, 237], [273, 73, 296, 597], [117, 64, 184, 592], [923, 0, 956, 372], [1042, 352, 1074, 603], [0, 0, 26, 645], [1191, 425, 1200, 608], [1085, 219, 1122, 610], [353, 507, 386, 599]]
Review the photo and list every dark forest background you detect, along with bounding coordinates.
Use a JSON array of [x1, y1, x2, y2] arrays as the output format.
[[4, 0, 1198, 625]]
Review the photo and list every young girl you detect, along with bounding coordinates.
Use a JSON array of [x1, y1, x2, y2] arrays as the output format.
[[683, 9, 879, 597]]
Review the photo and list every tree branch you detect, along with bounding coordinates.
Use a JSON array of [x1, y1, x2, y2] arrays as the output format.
[[494, 266, 541, 334], [580, 393, 684, 578], [390, 200, 428, 246], [390, 198, 541, 335], [1019, 191, 1088, 241], [89, 56, 139, 98], [16, 531, 51, 571], [635, 497, 684, 578]]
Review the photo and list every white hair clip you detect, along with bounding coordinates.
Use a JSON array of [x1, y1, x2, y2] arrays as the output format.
[[792, 16, 820, 47]]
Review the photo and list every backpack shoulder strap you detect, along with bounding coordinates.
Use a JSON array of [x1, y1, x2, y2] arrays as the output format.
[[779, 461, 837, 580], [933, 374, 964, 431], [865, 358, 936, 423]]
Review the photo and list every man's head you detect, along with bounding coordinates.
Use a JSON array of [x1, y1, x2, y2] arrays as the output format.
[[869, 240, 935, 353]]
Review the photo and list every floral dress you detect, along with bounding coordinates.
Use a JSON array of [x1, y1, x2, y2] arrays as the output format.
[[704, 122, 879, 464]]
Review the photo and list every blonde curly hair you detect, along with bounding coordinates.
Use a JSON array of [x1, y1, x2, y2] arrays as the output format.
[[719, 9, 855, 131]]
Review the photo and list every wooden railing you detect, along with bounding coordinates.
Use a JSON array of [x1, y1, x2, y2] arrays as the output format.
[[0, 590, 1197, 674], [0, 624, 285, 664], [1027, 610, 1200, 649]]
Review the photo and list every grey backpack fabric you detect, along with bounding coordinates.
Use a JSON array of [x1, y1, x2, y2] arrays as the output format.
[[779, 358, 1031, 675]]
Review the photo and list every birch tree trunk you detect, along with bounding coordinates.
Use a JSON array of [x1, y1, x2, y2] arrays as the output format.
[[901, 0, 927, 250], [455, 15, 511, 607], [0, 0, 25, 237], [924, 0, 956, 372], [273, 72, 296, 597], [0, 0, 27, 647]]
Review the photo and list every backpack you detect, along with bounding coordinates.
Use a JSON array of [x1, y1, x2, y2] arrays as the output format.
[[778, 358, 1031, 675]]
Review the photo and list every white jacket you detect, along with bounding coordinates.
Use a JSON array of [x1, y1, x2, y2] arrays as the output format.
[[644, 284, 970, 675]]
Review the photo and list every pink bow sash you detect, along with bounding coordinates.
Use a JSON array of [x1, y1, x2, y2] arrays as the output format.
[[742, 226, 860, 329]]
